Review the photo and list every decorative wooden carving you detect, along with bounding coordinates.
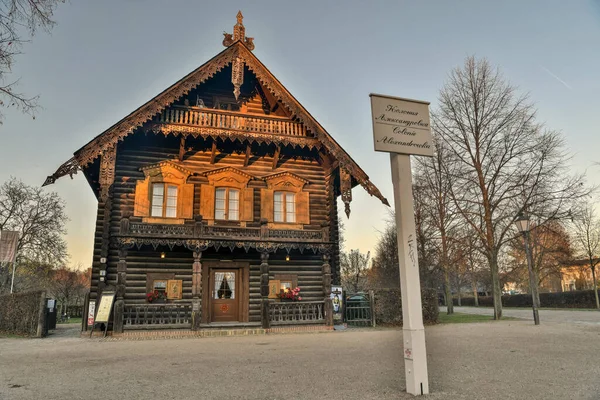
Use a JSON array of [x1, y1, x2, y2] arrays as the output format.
[[243, 144, 251, 167], [99, 145, 116, 202], [272, 146, 280, 169], [222, 11, 255, 51], [45, 19, 389, 209], [178, 137, 186, 161], [210, 141, 217, 164], [134, 161, 194, 220], [340, 167, 352, 218], [200, 167, 256, 222]]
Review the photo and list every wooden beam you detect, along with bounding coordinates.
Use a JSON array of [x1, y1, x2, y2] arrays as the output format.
[[272, 146, 280, 170], [178, 137, 186, 161], [243, 144, 251, 167], [210, 141, 217, 164]]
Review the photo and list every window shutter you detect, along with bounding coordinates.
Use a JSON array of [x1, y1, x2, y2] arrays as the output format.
[[200, 184, 215, 221], [133, 180, 150, 217], [296, 192, 310, 225], [260, 189, 274, 221], [242, 188, 254, 222], [178, 183, 195, 219]]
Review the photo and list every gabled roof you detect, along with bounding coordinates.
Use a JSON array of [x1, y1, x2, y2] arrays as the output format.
[[44, 37, 388, 207]]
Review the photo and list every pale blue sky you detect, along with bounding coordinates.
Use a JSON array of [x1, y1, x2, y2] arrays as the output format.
[[1, 0, 599, 268]]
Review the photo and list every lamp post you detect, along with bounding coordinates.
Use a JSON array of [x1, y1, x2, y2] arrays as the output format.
[[514, 213, 540, 325]]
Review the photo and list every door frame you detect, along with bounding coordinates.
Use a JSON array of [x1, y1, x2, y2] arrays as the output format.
[[201, 261, 250, 323]]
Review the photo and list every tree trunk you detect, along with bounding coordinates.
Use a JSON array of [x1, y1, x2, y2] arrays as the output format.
[[592, 265, 600, 310], [445, 268, 453, 314], [471, 276, 479, 306], [490, 252, 503, 319], [457, 281, 462, 306]]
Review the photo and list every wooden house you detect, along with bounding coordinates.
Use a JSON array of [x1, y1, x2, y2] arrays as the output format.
[[44, 12, 388, 332]]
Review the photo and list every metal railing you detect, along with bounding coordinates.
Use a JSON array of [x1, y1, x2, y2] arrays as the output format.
[[123, 303, 192, 329], [269, 301, 325, 325], [157, 106, 308, 136]]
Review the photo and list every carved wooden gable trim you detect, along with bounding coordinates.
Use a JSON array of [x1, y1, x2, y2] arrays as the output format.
[[46, 39, 389, 210]]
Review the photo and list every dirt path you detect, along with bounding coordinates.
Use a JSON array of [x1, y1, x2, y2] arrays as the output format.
[[1, 320, 599, 399]]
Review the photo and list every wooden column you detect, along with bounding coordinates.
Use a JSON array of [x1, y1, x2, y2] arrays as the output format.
[[260, 252, 270, 329], [323, 254, 333, 326], [192, 251, 202, 330], [98, 145, 116, 295], [113, 247, 127, 333]]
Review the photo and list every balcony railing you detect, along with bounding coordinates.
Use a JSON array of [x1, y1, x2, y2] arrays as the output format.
[[120, 217, 329, 243], [269, 301, 325, 325], [123, 303, 192, 329], [156, 106, 308, 136]]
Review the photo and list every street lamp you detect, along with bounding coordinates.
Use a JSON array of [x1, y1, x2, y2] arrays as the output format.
[[514, 213, 540, 325]]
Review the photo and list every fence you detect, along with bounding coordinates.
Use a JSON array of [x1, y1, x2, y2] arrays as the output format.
[[269, 301, 325, 325], [123, 303, 192, 329]]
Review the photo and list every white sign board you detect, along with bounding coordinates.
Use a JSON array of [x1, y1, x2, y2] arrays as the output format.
[[87, 301, 96, 326], [0, 230, 19, 263], [330, 286, 343, 314], [370, 93, 434, 157]]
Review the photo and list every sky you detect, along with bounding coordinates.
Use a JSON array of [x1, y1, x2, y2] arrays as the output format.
[[1, 0, 599, 269]]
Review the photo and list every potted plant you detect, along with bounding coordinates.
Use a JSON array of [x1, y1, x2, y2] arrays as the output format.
[[146, 290, 168, 303], [278, 287, 302, 302]]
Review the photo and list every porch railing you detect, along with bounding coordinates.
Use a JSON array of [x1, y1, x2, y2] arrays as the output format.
[[120, 218, 329, 243], [123, 303, 192, 329], [268, 301, 325, 325], [157, 106, 308, 136]]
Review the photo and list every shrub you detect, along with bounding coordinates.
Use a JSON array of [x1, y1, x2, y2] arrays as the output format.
[[373, 288, 439, 326], [0, 290, 46, 336], [453, 290, 600, 309]]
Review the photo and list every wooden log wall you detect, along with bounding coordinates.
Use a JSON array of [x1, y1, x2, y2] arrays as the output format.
[[94, 130, 334, 320]]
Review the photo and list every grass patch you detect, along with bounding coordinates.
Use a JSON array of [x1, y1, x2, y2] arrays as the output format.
[[438, 312, 517, 324], [58, 317, 82, 325], [0, 331, 29, 339]]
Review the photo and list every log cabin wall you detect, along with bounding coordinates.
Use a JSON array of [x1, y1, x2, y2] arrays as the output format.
[[98, 130, 335, 319]]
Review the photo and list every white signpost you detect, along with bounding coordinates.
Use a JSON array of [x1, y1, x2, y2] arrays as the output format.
[[370, 93, 433, 396]]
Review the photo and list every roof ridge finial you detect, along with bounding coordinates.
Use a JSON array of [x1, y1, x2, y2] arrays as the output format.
[[223, 11, 255, 51]]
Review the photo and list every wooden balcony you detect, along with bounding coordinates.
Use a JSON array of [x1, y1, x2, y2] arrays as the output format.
[[119, 217, 329, 243], [156, 106, 308, 136]]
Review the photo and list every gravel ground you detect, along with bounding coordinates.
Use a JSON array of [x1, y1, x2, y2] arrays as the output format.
[[1, 321, 599, 400]]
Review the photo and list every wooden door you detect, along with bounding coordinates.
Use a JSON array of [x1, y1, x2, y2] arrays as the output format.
[[210, 270, 239, 322]]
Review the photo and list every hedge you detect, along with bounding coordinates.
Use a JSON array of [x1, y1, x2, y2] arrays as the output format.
[[0, 290, 46, 337], [373, 288, 439, 326], [453, 289, 600, 309]]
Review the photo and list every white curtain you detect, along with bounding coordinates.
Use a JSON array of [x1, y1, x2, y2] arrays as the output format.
[[227, 272, 236, 299], [214, 272, 225, 299]]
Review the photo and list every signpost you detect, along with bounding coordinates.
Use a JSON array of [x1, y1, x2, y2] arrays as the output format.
[[90, 291, 115, 338], [370, 93, 433, 396]]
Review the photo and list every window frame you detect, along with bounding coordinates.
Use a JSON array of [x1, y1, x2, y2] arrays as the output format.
[[215, 187, 241, 221], [274, 191, 296, 223], [150, 182, 179, 218]]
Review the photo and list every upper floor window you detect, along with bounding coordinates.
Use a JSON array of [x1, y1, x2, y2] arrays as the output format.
[[151, 183, 178, 218], [215, 188, 240, 221], [274, 192, 295, 223]]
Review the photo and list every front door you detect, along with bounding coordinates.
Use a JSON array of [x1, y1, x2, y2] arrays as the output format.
[[210, 270, 239, 322]]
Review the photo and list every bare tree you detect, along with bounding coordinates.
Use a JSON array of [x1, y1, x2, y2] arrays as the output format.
[[571, 204, 600, 309], [49, 265, 89, 315], [415, 136, 460, 314], [0, 0, 63, 121], [0, 177, 68, 292], [434, 56, 589, 319], [340, 249, 370, 293]]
